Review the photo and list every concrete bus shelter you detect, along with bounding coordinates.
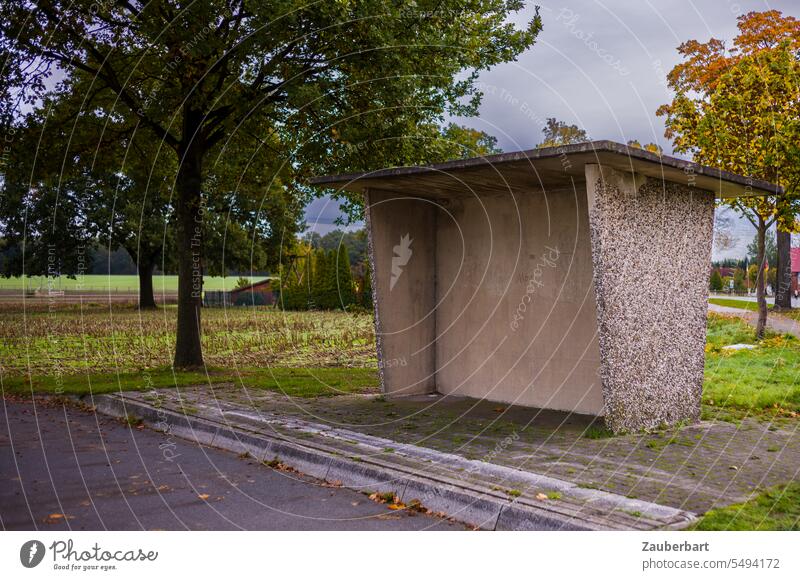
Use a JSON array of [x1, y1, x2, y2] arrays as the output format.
[[312, 141, 780, 432]]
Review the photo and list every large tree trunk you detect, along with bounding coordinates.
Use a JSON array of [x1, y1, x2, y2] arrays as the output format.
[[173, 120, 205, 369], [775, 228, 792, 310], [755, 217, 768, 339], [137, 257, 157, 309]]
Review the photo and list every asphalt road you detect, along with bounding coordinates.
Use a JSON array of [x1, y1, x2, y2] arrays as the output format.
[[0, 397, 463, 530]]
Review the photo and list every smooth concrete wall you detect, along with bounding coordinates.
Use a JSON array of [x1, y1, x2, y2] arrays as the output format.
[[365, 189, 437, 396], [433, 186, 604, 415], [586, 164, 715, 432]]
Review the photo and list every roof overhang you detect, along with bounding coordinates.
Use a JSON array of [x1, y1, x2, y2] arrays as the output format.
[[310, 140, 781, 199]]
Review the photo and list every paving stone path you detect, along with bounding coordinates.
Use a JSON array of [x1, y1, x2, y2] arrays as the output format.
[[117, 384, 800, 516]]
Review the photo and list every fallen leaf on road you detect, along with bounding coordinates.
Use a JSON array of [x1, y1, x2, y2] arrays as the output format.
[[43, 513, 74, 524], [535, 493, 548, 500], [387, 503, 406, 510], [198, 494, 210, 500]]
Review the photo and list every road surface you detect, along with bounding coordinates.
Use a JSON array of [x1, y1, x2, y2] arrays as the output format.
[[0, 396, 463, 531]]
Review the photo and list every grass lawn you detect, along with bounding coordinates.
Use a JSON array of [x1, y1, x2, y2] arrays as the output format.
[[708, 297, 773, 311], [692, 483, 800, 530], [0, 274, 269, 293], [1, 366, 379, 398], [703, 313, 800, 417]]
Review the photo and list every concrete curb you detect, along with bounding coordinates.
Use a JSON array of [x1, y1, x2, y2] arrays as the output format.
[[88, 393, 696, 531]]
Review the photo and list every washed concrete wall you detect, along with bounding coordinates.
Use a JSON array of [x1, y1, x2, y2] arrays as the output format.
[[586, 164, 715, 432], [365, 189, 437, 396], [433, 188, 603, 415]]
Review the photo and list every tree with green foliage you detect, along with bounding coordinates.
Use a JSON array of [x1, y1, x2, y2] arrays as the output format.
[[278, 241, 314, 311], [536, 118, 588, 148], [733, 268, 747, 294], [440, 123, 502, 158], [334, 244, 355, 308], [360, 261, 373, 309], [709, 269, 724, 292], [1, 1, 542, 367], [310, 249, 331, 309], [0, 121, 95, 281], [747, 230, 778, 268]]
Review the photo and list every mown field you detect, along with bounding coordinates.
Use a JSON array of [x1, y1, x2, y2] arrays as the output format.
[[0, 274, 268, 293], [0, 302, 376, 375]]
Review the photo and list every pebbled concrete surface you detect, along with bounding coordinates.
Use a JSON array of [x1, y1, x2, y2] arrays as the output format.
[[0, 396, 464, 531], [587, 169, 715, 432]]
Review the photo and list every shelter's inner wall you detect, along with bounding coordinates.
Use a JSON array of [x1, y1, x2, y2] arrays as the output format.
[[586, 165, 715, 432], [434, 185, 603, 415], [366, 190, 437, 396]]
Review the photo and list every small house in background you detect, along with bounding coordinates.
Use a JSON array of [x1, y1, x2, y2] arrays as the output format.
[[791, 248, 800, 296], [203, 278, 277, 307], [229, 278, 276, 306]]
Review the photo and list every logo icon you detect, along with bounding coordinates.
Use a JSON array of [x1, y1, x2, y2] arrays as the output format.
[[390, 234, 413, 290], [20, 540, 45, 568]]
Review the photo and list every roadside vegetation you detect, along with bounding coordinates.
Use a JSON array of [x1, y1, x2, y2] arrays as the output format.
[[708, 297, 773, 312], [692, 483, 800, 531], [1, 366, 378, 399], [704, 313, 800, 418]]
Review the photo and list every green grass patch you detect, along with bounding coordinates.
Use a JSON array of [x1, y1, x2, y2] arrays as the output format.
[[1, 366, 379, 398], [583, 423, 615, 439], [705, 312, 763, 349], [692, 483, 800, 530], [704, 317, 800, 416], [708, 297, 772, 312]]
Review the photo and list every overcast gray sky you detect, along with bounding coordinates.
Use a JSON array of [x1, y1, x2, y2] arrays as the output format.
[[307, 0, 798, 258]]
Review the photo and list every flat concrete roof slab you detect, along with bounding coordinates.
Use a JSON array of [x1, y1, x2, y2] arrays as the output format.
[[311, 140, 781, 199]]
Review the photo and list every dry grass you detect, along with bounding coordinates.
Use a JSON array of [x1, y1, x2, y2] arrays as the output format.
[[0, 303, 376, 375]]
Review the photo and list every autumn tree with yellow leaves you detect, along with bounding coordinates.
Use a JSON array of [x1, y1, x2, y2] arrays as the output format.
[[658, 10, 800, 337]]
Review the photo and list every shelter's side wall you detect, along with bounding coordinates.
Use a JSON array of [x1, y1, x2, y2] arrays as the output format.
[[434, 187, 604, 415], [365, 189, 437, 396], [585, 164, 715, 432]]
